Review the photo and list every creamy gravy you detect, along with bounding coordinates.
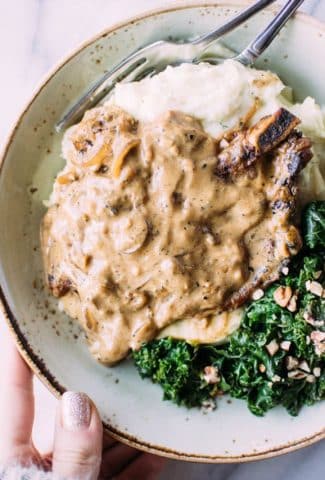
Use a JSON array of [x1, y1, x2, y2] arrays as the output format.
[[41, 105, 310, 364]]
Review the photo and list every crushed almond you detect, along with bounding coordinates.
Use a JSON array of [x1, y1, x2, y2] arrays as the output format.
[[272, 374, 281, 383], [305, 280, 323, 297], [252, 288, 264, 301], [310, 330, 325, 356], [286, 356, 299, 370], [303, 311, 311, 321], [303, 312, 324, 327], [287, 292, 298, 312], [288, 370, 307, 380], [298, 360, 310, 373], [313, 320, 324, 327], [306, 374, 316, 383], [203, 366, 220, 385], [311, 330, 325, 341], [281, 266, 289, 276], [280, 340, 291, 351], [313, 367, 321, 377], [303, 312, 316, 326], [266, 339, 279, 356], [259, 363, 266, 373], [273, 286, 292, 307]]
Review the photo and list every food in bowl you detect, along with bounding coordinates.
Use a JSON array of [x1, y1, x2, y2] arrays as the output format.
[[41, 60, 325, 416]]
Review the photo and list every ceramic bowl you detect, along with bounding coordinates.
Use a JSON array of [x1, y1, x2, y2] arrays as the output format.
[[0, 1, 324, 463]]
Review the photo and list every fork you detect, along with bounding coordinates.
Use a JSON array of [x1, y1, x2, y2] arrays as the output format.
[[56, 0, 304, 132]]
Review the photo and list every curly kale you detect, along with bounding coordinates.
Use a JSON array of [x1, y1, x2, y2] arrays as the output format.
[[133, 338, 215, 407], [133, 202, 325, 416], [211, 274, 324, 416]]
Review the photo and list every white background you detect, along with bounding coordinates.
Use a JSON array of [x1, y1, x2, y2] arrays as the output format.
[[0, 1, 324, 478]]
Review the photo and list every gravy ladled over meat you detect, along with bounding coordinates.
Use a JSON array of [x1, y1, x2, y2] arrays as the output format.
[[41, 106, 312, 363]]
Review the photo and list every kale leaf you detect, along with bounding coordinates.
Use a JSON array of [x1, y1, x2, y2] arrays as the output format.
[[133, 337, 215, 407], [211, 277, 324, 416], [133, 202, 325, 416]]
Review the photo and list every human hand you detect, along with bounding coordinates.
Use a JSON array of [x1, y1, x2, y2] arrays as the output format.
[[0, 338, 165, 479]]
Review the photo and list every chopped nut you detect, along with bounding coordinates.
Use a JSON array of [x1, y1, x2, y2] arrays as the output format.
[[288, 370, 307, 380], [306, 280, 323, 297], [311, 330, 325, 341], [303, 312, 325, 327], [313, 367, 321, 377], [281, 266, 289, 276], [310, 330, 325, 356], [314, 270, 322, 280], [306, 374, 316, 383], [259, 363, 266, 373], [266, 339, 279, 356], [272, 374, 281, 382], [280, 340, 291, 351], [273, 286, 292, 307], [203, 366, 220, 385], [252, 288, 264, 300], [298, 360, 310, 373], [313, 320, 324, 327], [286, 356, 299, 370], [303, 312, 316, 325], [303, 311, 312, 321], [287, 292, 298, 312]]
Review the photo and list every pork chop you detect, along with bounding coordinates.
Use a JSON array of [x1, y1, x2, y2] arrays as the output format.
[[41, 106, 312, 363]]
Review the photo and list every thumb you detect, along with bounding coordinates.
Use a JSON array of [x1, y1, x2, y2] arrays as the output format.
[[53, 392, 103, 480]]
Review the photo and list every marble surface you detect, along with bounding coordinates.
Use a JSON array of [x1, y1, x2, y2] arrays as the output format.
[[0, 1, 324, 478]]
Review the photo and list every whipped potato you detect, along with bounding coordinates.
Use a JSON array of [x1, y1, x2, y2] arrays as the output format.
[[110, 60, 325, 203]]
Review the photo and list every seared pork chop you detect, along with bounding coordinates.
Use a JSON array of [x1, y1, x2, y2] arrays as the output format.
[[41, 106, 312, 363], [214, 109, 312, 308]]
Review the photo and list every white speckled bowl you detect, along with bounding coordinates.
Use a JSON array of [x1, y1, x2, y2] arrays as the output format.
[[0, 1, 324, 463]]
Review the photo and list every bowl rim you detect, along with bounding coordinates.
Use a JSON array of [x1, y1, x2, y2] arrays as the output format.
[[0, 0, 324, 463]]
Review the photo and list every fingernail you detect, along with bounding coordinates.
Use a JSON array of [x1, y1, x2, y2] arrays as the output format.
[[61, 392, 91, 431]]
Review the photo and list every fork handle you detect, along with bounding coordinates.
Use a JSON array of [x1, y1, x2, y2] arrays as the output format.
[[193, 0, 277, 48], [236, 0, 305, 65]]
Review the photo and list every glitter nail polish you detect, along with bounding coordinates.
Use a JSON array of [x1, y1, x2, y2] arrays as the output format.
[[61, 391, 91, 431]]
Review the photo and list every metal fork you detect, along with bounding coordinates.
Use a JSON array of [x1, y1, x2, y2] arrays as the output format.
[[57, 0, 304, 132]]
